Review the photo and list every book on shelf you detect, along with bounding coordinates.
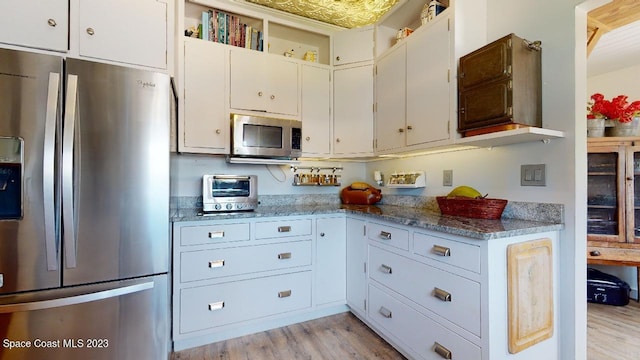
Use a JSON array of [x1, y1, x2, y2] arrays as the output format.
[[192, 8, 263, 51]]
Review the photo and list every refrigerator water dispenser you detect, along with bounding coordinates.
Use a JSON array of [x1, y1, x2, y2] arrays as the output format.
[[0, 137, 22, 219]]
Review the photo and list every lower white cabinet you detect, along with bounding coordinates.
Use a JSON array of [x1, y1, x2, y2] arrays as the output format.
[[172, 215, 347, 351], [347, 216, 560, 360]]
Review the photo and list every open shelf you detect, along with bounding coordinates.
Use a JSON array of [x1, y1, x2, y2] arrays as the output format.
[[455, 127, 565, 148]]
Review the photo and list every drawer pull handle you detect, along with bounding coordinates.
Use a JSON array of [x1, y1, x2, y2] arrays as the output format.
[[433, 288, 452, 302], [208, 231, 225, 238], [590, 250, 601, 256], [278, 226, 291, 233], [379, 231, 391, 240], [380, 264, 392, 274], [432, 245, 451, 257], [278, 290, 292, 298], [433, 342, 452, 359], [209, 260, 225, 268], [278, 252, 292, 260], [378, 306, 392, 318], [47, 18, 57, 27], [208, 301, 225, 311]]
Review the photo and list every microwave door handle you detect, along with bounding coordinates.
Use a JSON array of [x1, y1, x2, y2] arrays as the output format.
[[43, 72, 60, 271], [62, 74, 78, 269]]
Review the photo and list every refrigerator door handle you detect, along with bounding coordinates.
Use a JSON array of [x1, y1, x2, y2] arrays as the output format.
[[62, 74, 78, 269], [0, 281, 153, 313], [44, 72, 60, 271]]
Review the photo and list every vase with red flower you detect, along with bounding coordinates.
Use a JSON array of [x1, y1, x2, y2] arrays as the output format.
[[588, 93, 640, 137]]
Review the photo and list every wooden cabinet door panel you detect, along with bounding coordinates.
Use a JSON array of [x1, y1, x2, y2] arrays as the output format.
[[458, 34, 510, 90], [78, 0, 167, 69], [333, 65, 373, 156], [230, 50, 266, 112], [375, 44, 406, 152], [301, 65, 331, 156], [458, 80, 511, 131], [266, 57, 299, 116], [0, 0, 68, 52]]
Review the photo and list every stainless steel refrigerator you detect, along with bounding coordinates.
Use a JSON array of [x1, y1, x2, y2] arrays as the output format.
[[0, 48, 170, 359]]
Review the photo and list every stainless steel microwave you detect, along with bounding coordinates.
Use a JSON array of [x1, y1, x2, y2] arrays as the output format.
[[202, 175, 257, 212], [230, 114, 302, 159]]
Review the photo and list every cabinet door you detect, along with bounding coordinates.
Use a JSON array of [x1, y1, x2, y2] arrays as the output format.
[[346, 218, 367, 316], [266, 57, 299, 116], [0, 0, 68, 52], [587, 145, 625, 243], [230, 49, 266, 112], [406, 16, 451, 145], [628, 146, 640, 243], [375, 44, 406, 152], [333, 26, 374, 66], [78, 0, 167, 69], [182, 40, 228, 153], [315, 217, 346, 305], [333, 64, 374, 156], [301, 65, 331, 156]]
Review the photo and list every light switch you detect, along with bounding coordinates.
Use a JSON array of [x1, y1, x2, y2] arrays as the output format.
[[521, 164, 546, 186]]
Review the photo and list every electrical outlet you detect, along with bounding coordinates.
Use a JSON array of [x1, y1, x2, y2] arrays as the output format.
[[443, 170, 453, 186], [521, 164, 546, 186]]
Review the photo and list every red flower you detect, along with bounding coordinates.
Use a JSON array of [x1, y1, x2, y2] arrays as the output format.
[[588, 93, 640, 123]]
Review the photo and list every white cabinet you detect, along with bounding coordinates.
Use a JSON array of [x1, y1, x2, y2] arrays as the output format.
[[333, 26, 374, 66], [77, 0, 169, 69], [315, 216, 346, 306], [405, 15, 451, 146], [180, 39, 228, 153], [0, 0, 68, 52], [333, 64, 374, 156], [375, 44, 406, 152], [346, 217, 367, 317], [230, 49, 299, 116], [375, 14, 452, 154], [350, 216, 560, 360], [301, 64, 331, 156]]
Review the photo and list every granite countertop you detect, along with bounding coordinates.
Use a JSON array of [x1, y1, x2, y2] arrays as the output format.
[[171, 203, 563, 240]]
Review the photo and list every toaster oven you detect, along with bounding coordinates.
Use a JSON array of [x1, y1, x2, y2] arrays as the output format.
[[202, 175, 257, 212]]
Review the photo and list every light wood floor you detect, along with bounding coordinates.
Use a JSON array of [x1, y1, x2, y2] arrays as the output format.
[[588, 300, 640, 360], [173, 302, 640, 360], [171, 312, 406, 360]]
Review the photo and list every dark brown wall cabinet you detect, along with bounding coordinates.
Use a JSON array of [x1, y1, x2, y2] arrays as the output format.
[[457, 33, 542, 136]]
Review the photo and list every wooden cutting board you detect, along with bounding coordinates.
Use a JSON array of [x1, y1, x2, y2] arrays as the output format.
[[507, 238, 554, 354]]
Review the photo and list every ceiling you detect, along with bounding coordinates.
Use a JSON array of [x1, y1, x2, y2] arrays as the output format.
[[587, 0, 640, 76], [245, 0, 399, 28]]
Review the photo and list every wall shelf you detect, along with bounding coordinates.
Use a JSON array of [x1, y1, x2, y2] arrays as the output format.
[[455, 127, 565, 148]]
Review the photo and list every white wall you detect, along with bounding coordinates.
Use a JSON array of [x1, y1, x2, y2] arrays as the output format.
[[365, 1, 587, 358], [587, 63, 640, 296], [170, 154, 367, 196]]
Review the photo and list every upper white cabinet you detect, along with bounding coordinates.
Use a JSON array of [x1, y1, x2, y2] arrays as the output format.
[[77, 0, 169, 69], [375, 44, 407, 153], [181, 39, 228, 153], [375, 14, 452, 154], [301, 64, 332, 156], [230, 49, 299, 116], [0, 0, 171, 70], [333, 26, 374, 66], [0, 0, 68, 52], [333, 64, 374, 157]]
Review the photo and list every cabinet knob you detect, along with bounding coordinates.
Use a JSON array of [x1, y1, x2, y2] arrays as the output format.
[[305, 136, 311, 141], [590, 250, 601, 256], [407, 125, 413, 130], [336, 138, 341, 143], [320, 232, 325, 237], [398, 128, 404, 133], [258, 91, 263, 97], [270, 94, 275, 100], [215, 129, 221, 135], [336, 56, 341, 61], [47, 19, 57, 27], [86, 28, 95, 36]]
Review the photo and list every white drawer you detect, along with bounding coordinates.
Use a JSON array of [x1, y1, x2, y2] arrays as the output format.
[[255, 219, 312, 239], [413, 232, 481, 274], [367, 222, 409, 251], [368, 284, 481, 360], [369, 245, 481, 336], [180, 271, 312, 334], [180, 223, 250, 246], [180, 240, 312, 283]]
